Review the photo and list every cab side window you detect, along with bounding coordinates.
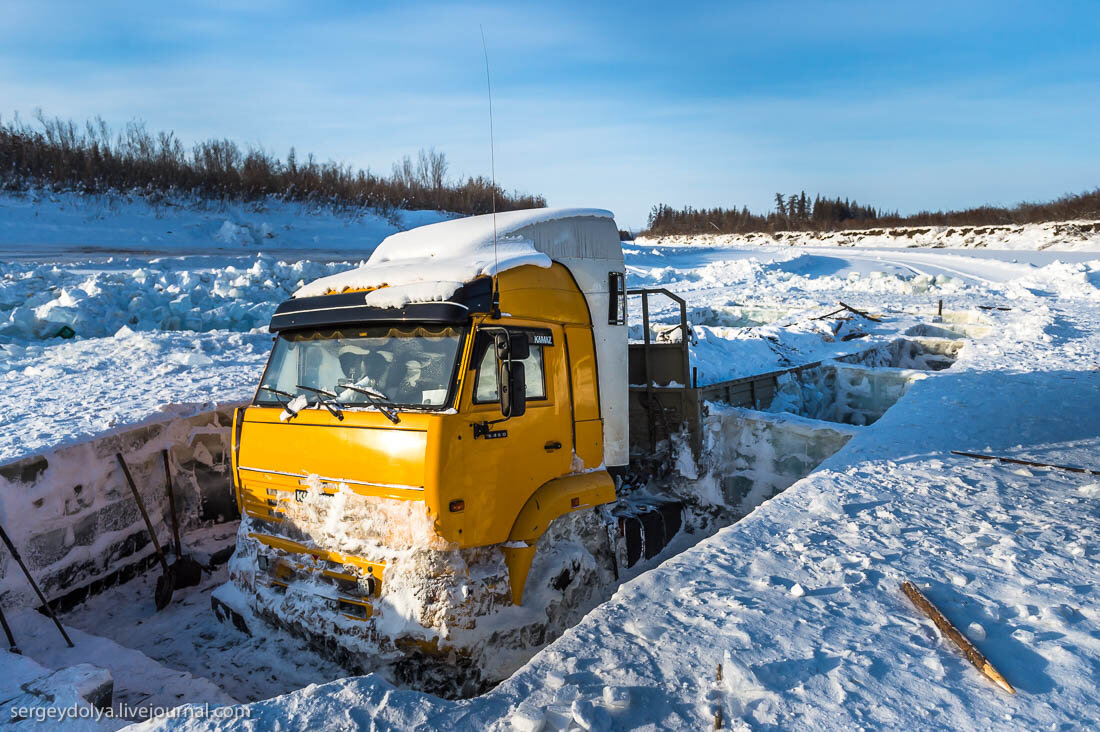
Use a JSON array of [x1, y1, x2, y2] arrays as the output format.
[[474, 336, 547, 403]]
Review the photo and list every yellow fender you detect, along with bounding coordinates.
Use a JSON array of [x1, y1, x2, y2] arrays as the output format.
[[231, 406, 245, 514], [502, 470, 616, 605]]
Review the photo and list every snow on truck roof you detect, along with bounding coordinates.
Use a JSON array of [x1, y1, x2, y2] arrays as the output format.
[[293, 207, 619, 308]]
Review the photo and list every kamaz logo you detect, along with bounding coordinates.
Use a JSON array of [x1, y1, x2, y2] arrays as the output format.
[[295, 489, 307, 502], [531, 334, 553, 345]]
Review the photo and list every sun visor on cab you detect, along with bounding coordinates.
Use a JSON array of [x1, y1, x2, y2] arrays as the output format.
[[268, 277, 493, 332]]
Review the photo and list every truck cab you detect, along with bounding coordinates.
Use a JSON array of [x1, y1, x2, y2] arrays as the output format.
[[225, 209, 628, 640]]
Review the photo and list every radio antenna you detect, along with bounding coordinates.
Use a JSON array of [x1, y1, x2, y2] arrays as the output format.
[[480, 25, 501, 319]]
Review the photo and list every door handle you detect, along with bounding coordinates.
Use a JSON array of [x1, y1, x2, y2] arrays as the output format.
[[544, 440, 562, 451]]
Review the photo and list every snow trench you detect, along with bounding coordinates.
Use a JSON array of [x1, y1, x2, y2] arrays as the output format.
[[0, 405, 241, 611]]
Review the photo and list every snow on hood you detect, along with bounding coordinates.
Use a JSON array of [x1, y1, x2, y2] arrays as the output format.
[[293, 207, 614, 306]]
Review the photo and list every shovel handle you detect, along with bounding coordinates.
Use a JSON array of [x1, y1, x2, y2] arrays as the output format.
[[0, 523, 73, 647], [116, 453, 171, 575], [162, 450, 183, 557], [0, 605, 19, 653]]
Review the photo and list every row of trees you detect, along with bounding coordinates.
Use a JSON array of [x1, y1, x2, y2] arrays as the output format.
[[0, 111, 545, 215], [646, 193, 889, 236], [646, 189, 1100, 236]]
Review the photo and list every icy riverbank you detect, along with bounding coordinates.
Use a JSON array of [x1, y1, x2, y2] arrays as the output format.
[[638, 218, 1100, 251], [0, 189, 452, 260]]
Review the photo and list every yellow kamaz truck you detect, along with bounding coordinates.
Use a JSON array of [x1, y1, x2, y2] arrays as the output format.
[[216, 208, 683, 693], [211, 207, 944, 695]]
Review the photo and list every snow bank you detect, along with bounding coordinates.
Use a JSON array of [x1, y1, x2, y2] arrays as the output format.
[[639, 218, 1100, 251], [0, 650, 118, 731], [695, 404, 860, 514], [0, 255, 356, 340], [294, 208, 613, 302], [0, 329, 269, 462], [0, 188, 453, 258], [8, 609, 233, 718]]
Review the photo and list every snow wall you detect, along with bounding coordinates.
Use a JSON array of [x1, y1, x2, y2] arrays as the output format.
[[693, 407, 861, 516], [0, 405, 240, 610]]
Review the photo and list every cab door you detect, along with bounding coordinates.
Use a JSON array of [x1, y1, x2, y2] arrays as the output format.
[[453, 322, 574, 547]]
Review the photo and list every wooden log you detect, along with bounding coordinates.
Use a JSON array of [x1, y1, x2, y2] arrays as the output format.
[[714, 663, 723, 729], [837, 301, 882, 322], [950, 450, 1099, 476], [901, 581, 1015, 695], [810, 306, 848, 321]]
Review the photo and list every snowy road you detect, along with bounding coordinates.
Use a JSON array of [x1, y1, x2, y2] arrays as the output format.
[[628, 242, 1093, 285]]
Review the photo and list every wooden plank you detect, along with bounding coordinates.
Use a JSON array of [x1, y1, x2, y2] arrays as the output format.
[[810, 306, 847, 321], [951, 450, 1099, 476], [837, 301, 882, 322], [900, 581, 1015, 695]]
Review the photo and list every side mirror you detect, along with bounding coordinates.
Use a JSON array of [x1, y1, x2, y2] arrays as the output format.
[[500, 361, 526, 418]]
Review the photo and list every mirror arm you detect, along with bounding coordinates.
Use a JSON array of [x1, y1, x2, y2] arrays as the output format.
[[472, 416, 510, 439]]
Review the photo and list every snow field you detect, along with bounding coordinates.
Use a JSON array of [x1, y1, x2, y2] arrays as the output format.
[[1, 197, 1099, 729], [0, 189, 452, 259], [7, 241, 1079, 462], [0, 330, 269, 461], [0, 255, 359, 340]]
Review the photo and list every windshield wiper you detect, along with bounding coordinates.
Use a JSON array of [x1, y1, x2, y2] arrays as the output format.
[[259, 385, 303, 419], [295, 384, 345, 421], [338, 383, 401, 424]]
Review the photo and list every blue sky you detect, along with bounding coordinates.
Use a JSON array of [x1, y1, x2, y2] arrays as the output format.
[[1, 1, 1098, 228]]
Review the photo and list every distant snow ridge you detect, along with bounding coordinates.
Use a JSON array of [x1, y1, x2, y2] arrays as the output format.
[[0, 255, 355, 341], [639, 219, 1100, 252], [0, 189, 455, 255]]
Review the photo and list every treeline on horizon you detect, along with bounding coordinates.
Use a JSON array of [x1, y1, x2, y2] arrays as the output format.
[[645, 188, 1100, 236], [0, 111, 545, 216]]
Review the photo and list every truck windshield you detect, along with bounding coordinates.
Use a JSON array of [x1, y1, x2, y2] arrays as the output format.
[[255, 325, 466, 409]]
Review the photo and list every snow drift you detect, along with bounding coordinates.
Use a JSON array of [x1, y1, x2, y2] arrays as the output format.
[[293, 208, 614, 303]]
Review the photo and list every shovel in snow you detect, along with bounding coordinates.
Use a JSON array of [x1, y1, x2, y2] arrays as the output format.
[[115, 453, 175, 610], [0, 605, 19, 653], [0, 522, 73, 647], [161, 450, 203, 589]]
